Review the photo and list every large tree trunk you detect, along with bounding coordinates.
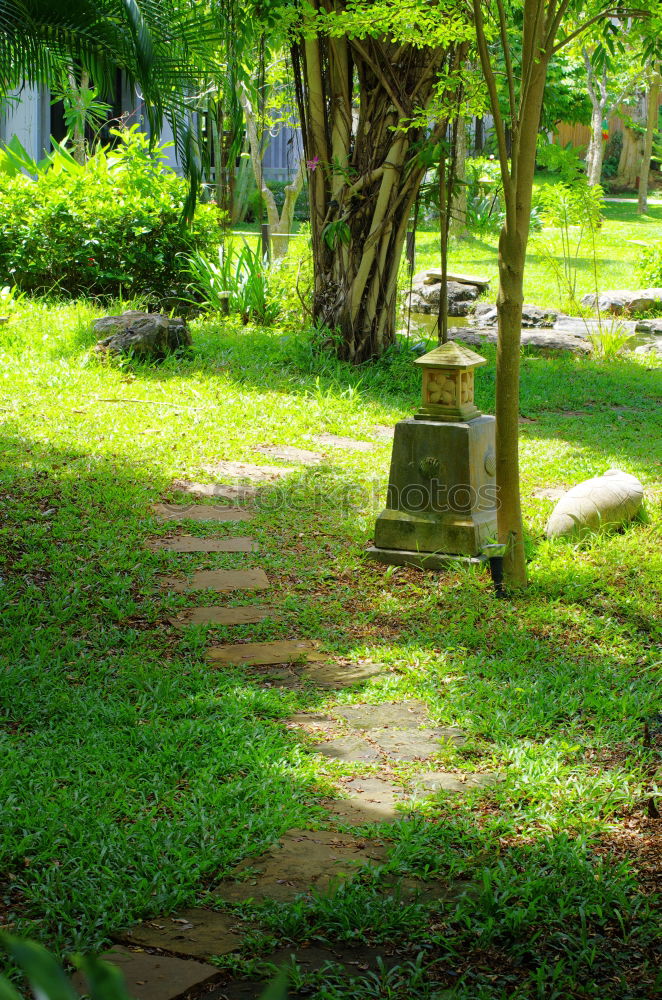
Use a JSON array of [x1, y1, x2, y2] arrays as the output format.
[[617, 121, 644, 188], [638, 70, 661, 214], [583, 49, 608, 187], [292, 4, 462, 362]]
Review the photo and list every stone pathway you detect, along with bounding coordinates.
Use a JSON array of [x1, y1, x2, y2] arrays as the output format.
[[82, 480, 499, 1000], [310, 432, 376, 453], [153, 503, 251, 523], [150, 536, 258, 553], [162, 568, 270, 593], [254, 444, 323, 465]]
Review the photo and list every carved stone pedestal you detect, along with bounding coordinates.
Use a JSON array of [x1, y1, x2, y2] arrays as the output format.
[[372, 416, 497, 559], [370, 342, 498, 565]]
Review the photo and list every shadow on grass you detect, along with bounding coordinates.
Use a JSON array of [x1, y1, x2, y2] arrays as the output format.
[[0, 428, 659, 998], [0, 427, 324, 954], [79, 319, 661, 475]]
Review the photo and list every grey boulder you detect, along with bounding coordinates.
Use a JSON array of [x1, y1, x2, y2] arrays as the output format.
[[93, 310, 192, 359], [546, 469, 644, 539], [407, 275, 481, 316], [449, 325, 591, 354], [581, 289, 662, 316], [473, 302, 563, 328]]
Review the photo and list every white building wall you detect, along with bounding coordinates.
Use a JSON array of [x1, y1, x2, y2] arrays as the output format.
[[0, 85, 50, 160], [1, 85, 303, 180]]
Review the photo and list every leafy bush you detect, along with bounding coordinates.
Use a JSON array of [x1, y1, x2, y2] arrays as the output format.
[[638, 242, 662, 286], [0, 127, 222, 302], [601, 131, 623, 180], [464, 156, 505, 234], [536, 138, 586, 181], [419, 156, 506, 232]]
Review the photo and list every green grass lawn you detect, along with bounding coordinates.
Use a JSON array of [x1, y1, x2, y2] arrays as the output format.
[[237, 192, 662, 314], [0, 291, 660, 998], [415, 199, 662, 311]]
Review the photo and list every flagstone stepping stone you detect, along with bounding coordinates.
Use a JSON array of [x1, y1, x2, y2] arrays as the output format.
[[412, 770, 501, 795], [72, 947, 218, 1000], [172, 479, 259, 502], [286, 711, 337, 732], [162, 569, 270, 593], [371, 425, 395, 441], [314, 734, 383, 763], [324, 776, 407, 823], [174, 605, 279, 626], [303, 659, 384, 689], [242, 663, 302, 689], [254, 444, 323, 465], [149, 536, 257, 553], [213, 828, 387, 903], [207, 639, 316, 667], [312, 432, 375, 453], [202, 460, 294, 482], [116, 908, 242, 959], [369, 727, 462, 760], [334, 701, 428, 731], [153, 503, 251, 523]]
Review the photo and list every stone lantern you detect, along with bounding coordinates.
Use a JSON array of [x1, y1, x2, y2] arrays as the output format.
[[369, 341, 498, 567]]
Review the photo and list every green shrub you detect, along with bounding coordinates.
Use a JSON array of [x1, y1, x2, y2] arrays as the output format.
[[601, 131, 623, 180], [0, 127, 222, 302], [638, 242, 662, 286]]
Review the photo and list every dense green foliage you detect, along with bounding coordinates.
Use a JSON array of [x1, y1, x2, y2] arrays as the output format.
[[639, 241, 662, 286], [0, 129, 221, 302]]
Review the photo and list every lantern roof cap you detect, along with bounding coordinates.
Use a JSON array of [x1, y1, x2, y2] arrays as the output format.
[[414, 341, 487, 369]]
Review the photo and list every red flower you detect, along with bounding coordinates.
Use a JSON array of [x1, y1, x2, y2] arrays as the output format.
[[306, 156, 320, 171]]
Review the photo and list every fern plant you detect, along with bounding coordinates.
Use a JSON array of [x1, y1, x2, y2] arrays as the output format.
[[186, 242, 280, 325]]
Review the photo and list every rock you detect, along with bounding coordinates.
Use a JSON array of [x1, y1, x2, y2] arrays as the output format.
[[473, 302, 562, 328], [635, 318, 662, 335], [450, 325, 591, 354], [407, 277, 481, 316], [581, 288, 662, 316], [94, 310, 191, 359], [421, 269, 491, 289], [546, 469, 644, 539]]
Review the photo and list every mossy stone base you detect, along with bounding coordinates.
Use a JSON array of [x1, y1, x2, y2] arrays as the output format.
[[373, 416, 497, 558]]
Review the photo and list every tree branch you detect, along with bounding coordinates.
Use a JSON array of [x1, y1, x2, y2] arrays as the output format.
[[472, 0, 512, 216]]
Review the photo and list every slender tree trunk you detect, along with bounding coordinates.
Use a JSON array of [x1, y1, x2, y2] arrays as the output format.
[[211, 99, 224, 211], [495, 224, 526, 585], [232, 140, 252, 224], [638, 70, 661, 214], [292, 1, 464, 361], [67, 68, 90, 164], [239, 83, 305, 257], [472, 0, 556, 589], [583, 49, 608, 186], [450, 116, 468, 236], [474, 116, 484, 152]]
